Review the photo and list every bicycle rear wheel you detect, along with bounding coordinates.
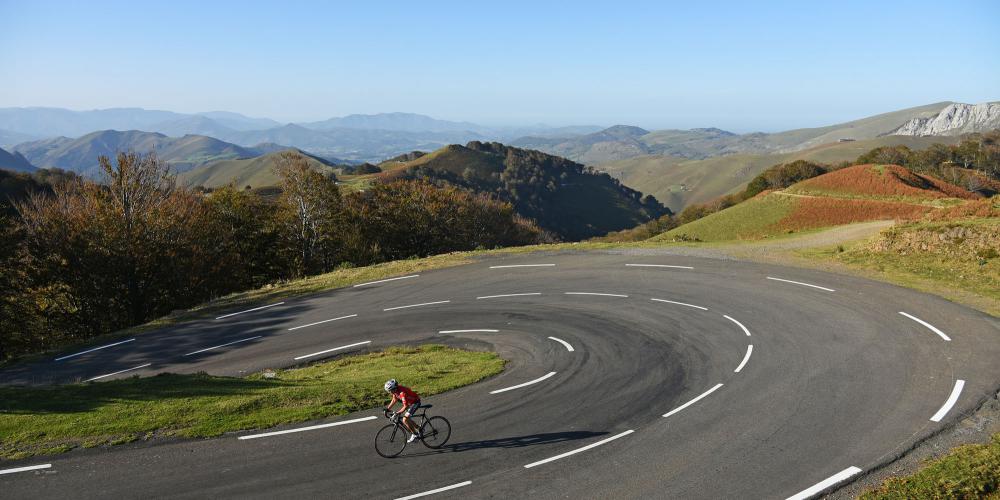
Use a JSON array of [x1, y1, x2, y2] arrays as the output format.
[[375, 424, 407, 458], [420, 416, 451, 449]]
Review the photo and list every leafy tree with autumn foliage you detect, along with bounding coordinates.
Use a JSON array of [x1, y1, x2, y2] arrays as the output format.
[[272, 151, 342, 276]]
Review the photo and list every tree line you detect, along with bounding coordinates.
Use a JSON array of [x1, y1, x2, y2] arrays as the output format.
[[0, 151, 541, 361]]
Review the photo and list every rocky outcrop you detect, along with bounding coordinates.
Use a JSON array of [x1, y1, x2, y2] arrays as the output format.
[[892, 102, 1000, 136]]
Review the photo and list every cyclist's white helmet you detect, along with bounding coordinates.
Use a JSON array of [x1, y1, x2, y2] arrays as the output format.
[[384, 379, 398, 392]]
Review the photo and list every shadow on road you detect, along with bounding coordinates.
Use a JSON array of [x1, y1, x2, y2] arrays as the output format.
[[401, 430, 609, 457]]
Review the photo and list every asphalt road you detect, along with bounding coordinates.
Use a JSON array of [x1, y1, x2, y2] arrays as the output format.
[[2, 252, 998, 499]]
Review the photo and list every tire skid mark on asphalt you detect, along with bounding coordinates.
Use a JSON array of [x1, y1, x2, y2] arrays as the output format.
[[293, 340, 372, 361], [394, 480, 472, 499], [215, 301, 285, 320], [723, 314, 752, 337], [785, 466, 862, 500], [734, 345, 753, 373], [84, 363, 152, 382], [55, 338, 136, 362], [766, 276, 835, 292], [490, 372, 557, 394], [523, 430, 635, 469], [898, 311, 952, 341], [930, 379, 965, 422], [0, 463, 52, 475], [547, 336, 575, 352], [287, 314, 358, 331], [663, 383, 725, 418], [353, 275, 419, 288], [238, 416, 378, 440], [650, 298, 708, 311]]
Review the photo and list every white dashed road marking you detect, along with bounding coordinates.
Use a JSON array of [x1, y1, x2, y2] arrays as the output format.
[[766, 276, 835, 292], [898, 312, 951, 341], [184, 336, 262, 357], [625, 263, 694, 269], [287, 314, 358, 331], [786, 466, 862, 500], [438, 329, 499, 334], [55, 338, 136, 361], [565, 292, 628, 298], [0, 464, 52, 475], [548, 336, 575, 352], [489, 264, 555, 269], [650, 298, 708, 311], [293, 341, 372, 361], [930, 379, 965, 422], [663, 383, 724, 418], [85, 363, 152, 382], [216, 302, 285, 320], [476, 293, 542, 299], [734, 345, 753, 373], [723, 315, 752, 337], [353, 275, 419, 288], [490, 372, 557, 394], [383, 301, 451, 312], [523, 430, 635, 469], [239, 416, 378, 440], [394, 481, 473, 500]]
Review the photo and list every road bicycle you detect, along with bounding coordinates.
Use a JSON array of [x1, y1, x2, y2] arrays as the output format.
[[374, 404, 451, 458]]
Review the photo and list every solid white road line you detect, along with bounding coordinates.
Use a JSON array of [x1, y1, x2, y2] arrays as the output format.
[[239, 415, 378, 440], [476, 292, 542, 300], [383, 300, 451, 311], [523, 430, 635, 469], [930, 379, 965, 422], [548, 336, 575, 352], [490, 372, 557, 394], [55, 338, 136, 361], [0, 463, 52, 475], [650, 298, 708, 311], [786, 466, 862, 500], [85, 363, 152, 382], [438, 329, 499, 334], [734, 345, 753, 373], [489, 264, 556, 269], [625, 263, 694, 269], [184, 336, 262, 356], [287, 314, 358, 331], [215, 302, 285, 320], [353, 275, 419, 288], [663, 383, 724, 418], [293, 341, 372, 361], [723, 315, 752, 337], [564, 292, 629, 298], [899, 312, 952, 341], [766, 276, 835, 292], [394, 480, 473, 500]]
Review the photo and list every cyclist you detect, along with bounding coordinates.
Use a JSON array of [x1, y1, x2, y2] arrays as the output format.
[[384, 379, 423, 442]]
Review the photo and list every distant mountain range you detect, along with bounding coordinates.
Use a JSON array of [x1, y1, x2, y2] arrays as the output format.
[[0, 108, 603, 163], [11, 130, 289, 178], [511, 102, 971, 163], [0, 147, 35, 172]]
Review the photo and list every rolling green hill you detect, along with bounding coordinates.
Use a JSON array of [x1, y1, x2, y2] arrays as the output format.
[[178, 149, 339, 189], [377, 141, 669, 241], [12, 130, 266, 178], [651, 163, 983, 242], [599, 135, 965, 211]]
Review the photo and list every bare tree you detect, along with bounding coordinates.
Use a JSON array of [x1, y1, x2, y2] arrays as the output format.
[[273, 152, 341, 275]]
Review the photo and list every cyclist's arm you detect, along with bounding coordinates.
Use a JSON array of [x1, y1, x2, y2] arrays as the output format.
[[386, 393, 398, 410]]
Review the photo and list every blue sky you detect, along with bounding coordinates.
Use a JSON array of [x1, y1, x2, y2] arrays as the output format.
[[1, 0, 998, 131]]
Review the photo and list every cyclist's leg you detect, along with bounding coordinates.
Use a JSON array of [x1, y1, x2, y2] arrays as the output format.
[[402, 402, 421, 435]]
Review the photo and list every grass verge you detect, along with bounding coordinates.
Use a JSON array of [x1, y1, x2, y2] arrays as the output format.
[[0, 345, 504, 461], [861, 433, 1000, 499]]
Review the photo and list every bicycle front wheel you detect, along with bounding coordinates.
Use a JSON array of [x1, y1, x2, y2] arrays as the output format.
[[420, 416, 451, 449], [375, 424, 407, 458]]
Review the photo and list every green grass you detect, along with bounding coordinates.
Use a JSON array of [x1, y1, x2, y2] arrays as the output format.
[[0, 345, 503, 461], [651, 194, 796, 242], [799, 218, 1000, 316], [861, 433, 1000, 499]]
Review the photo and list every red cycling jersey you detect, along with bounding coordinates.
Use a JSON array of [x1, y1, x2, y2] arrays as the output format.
[[394, 385, 420, 406]]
